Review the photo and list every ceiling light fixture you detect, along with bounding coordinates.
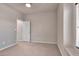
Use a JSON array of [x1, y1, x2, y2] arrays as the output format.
[[25, 3, 31, 8]]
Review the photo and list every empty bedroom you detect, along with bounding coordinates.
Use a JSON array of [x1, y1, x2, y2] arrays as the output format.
[[0, 3, 79, 56]]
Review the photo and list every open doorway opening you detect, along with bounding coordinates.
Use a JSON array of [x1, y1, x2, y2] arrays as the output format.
[[17, 19, 30, 42]]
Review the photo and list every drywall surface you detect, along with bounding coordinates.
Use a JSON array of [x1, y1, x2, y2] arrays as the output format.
[[63, 3, 73, 47], [57, 4, 69, 56], [0, 4, 20, 49], [75, 4, 79, 47], [26, 11, 57, 44]]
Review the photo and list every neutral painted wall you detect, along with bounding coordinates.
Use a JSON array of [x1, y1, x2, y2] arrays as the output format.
[[0, 4, 21, 49], [57, 4, 63, 47], [75, 4, 79, 47], [26, 11, 57, 44], [57, 4, 69, 56], [63, 3, 73, 47], [57, 3, 75, 56]]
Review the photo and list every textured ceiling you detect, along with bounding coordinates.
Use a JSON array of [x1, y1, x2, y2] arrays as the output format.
[[7, 3, 58, 14]]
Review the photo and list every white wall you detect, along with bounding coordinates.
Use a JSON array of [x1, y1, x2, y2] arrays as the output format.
[[26, 11, 57, 44], [57, 4, 69, 56], [57, 4, 63, 47], [63, 3, 73, 47], [0, 4, 21, 49], [57, 3, 75, 56], [75, 4, 79, 47]]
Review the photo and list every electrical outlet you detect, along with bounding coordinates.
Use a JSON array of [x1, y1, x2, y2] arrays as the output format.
[[2, 41, 5, 45]]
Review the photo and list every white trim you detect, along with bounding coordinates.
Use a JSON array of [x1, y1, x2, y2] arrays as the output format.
[[16, 41, 29, 42], [57, 43, 70, 56], [0, 43, 16, 51], [31, 41, 57, 44], [65, 48, 73, 56], [16, 40, 24, 41], [57, 43, 63, 56]]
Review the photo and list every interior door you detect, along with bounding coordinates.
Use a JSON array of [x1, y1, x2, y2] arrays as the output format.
[[22, 21, 30, 42]]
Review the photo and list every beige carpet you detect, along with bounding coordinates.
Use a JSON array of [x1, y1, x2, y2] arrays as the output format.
[[0, 41, 61, 56]]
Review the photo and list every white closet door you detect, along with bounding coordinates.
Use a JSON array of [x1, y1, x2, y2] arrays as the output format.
[[22, 21, 30, 42]]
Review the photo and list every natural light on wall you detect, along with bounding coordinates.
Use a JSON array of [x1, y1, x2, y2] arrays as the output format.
[[76, 3, 79, 48]]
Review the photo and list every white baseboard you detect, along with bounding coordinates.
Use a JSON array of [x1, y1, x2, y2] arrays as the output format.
[[57, 43, 69, 56], [0, 43, 16, 51], [57, 43, 63, 56], [31, 41, 57, 44]]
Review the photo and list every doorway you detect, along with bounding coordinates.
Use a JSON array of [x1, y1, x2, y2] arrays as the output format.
[[17, 19, 30, 42]]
